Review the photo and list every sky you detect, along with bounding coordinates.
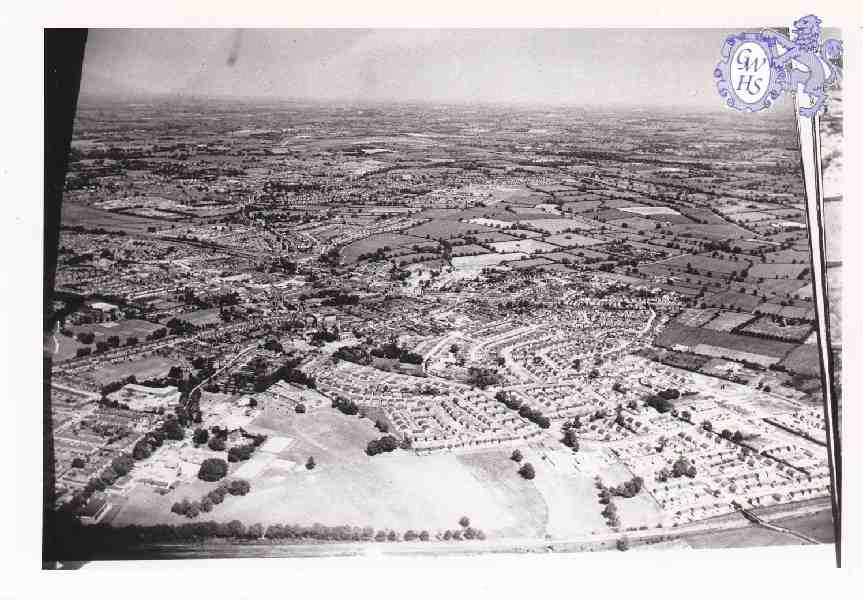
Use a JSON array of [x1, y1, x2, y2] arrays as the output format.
[[80, 29, 774, 109]]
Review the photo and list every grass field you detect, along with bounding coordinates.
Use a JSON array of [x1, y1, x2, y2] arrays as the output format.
[[89, 356, 178, 386], [490, 239, 559, 254], [67, 318, 164, 341], [452, 252, 527, 269], [342, 233, 428, 263], [519, 218, 593, 234], [406, 219, 495, 240], [543, 233, 604, 248], [109, 408, 625, 539], [654, 322, 796, 360], [62, 202, 173, 234], [618, 206, 680, 216], [703, 310, 755, 332]]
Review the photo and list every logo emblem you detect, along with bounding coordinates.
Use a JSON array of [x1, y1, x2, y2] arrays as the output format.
[[714, 15, 843, 116]]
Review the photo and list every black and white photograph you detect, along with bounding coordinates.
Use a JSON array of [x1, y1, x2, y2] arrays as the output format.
[[38, 24, 847, 566]]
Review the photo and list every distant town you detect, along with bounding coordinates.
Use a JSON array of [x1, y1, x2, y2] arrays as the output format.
[[45, 96, 838, 556]]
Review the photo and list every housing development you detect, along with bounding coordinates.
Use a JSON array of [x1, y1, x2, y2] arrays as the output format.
[[46, 94, 840, 556]]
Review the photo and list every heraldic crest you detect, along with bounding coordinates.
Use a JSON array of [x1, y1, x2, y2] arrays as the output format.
[[715, 15, 843, 116]]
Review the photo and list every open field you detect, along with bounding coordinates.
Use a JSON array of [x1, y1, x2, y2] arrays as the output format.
[[341, 233, 428, 263], [107, 409, 633, 539], [452, 252, 527, 269], [490, 239, 559, 254], [519, 218, 593, 234], [178, 411, 553, 536], [406, 219, 495, 240], [702, 310, 755, 332], [89, 355, 178, 386], [67, 318, 164, 340], [618, 205, 680, 216], [543, 233, 605, 248], [749, 263, 810, 280], [654, 322, 796, 360], [62, 202, 175, 234]]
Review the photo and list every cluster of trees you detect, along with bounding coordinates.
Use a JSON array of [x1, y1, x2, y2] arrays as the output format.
[[466, 367, 501, 390], [518, 462, 536, 480], [131, 415, 186, 460], [171, 479, 252, 518], [228, 434, 268, 463], [192, 427, 209, 446], [645, 388, 680, 414], [75, 331, 95, 344], [601, 500, 620, 528], [441, 528, 486, 541], [333, 345, 372, 365], [332, 396, 360, 416], [278, 362, 316, 389], [369, 342, 423, 365], [366, 435, 409, 456], [657, 456, 697, 482], [600, 476, 644, 501], [65, 450, 141, 512], [561, 428, 579, 450], [494, 391, 550, 428], [198, 458, 229, 482], [310, 329, 340, 345], [719, 428, 748, 444], [146, 327, 168, 342]]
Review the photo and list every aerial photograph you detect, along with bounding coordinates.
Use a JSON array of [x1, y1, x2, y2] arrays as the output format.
[[43, 28, 841, 560]]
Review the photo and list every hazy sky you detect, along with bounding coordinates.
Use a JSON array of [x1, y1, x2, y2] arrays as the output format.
[[80, 29, 777, 109]]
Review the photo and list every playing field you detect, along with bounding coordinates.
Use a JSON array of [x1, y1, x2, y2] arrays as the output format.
[[89, 355, 177, 386], [110, 408, 616, 539]]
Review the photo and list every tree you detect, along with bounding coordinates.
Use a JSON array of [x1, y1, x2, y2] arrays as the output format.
[[229, 479, 251, 496], [387, 530, 398, 542], [200, 497, 213, 513], [518, 463, 536, 480], [404, 530, 418, 541], [419, 530, 430, 541], [616, 537, 630, 551], [193, 427, 209, 445], [208, 436, 226, 451], [562, 429, 579, 450], [111, 454, 135, 476], [306, 456, 316, 470], [227, 520, 246, 538], [171, 499, 190, 515], [366, 440, 381, 456], [459, 516, 471, 528], [198, 458, 229, 482], [100, 467, 119, 486], [248, 523, 264, 539], [185, 502, 200, 519], [510, 449, 523, 462], [71, 457, 85, 469]]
